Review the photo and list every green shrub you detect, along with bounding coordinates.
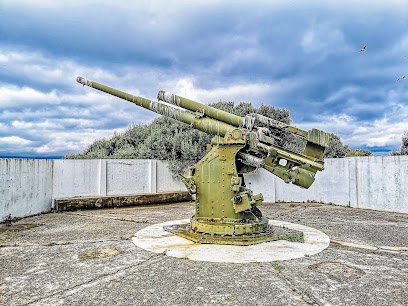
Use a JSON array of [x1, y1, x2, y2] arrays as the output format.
[[345, 149, 372, 157], [390, 131, 408, 156], [323, 134, 352, 158], [65, 101, 352, 175], [65, 101, 292, 175]]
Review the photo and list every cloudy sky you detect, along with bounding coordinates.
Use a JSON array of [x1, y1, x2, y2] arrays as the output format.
[[0, 0, 407, 157]]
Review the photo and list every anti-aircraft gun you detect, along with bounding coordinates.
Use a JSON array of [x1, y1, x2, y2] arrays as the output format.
[[77, 76, 331, 245]]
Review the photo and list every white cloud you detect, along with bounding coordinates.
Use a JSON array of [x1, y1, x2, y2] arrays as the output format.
[[161, 77, 271, 103], [0, 49, 139, 97], [33, 128, 126, 154], [325, 86, 359, 104], [298, 113, 408, 149], [0, 82, 138, 108], [0, 50, 160, 156], [11, 121, 33, 128], [12, 120, 61, 129], [0, 86, 59, 106], [0, 136, 32, 146], [160, 76, 306, 106]]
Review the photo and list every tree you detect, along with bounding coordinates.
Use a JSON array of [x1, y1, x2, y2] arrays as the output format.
[[390, 131, 408, 156], [323, 134, 352, 158], [65, 101, 353, 173], [65, 101, 292, 175]]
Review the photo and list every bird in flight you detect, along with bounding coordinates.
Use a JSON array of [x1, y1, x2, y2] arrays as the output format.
[[359, 44, 367, 52], [396, 75, 406, 82]]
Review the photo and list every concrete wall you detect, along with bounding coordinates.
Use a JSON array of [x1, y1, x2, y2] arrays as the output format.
[[0, 158, 185, 222], [1, 156, 407, 222], [53, 159, 100, 198], [354, 156, 408, 212], [272, 156, 408, 214], [52, 159, 185, 200], [273, 158, 354, 206], [0, 159, 53, 222]]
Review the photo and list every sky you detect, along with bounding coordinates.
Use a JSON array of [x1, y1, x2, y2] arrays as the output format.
[[0, 0, 407, 157]]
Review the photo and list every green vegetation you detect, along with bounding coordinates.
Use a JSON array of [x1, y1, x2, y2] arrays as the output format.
[[284, 232, 305, 243], [65, 101, 291, 175], [390, 131, 408, 156], [271, 261, 284, 271], [345, 149, 372, 157], [323, 134, 375, 158], [65, 101, 354, 175], [323, 134, 352, 158]]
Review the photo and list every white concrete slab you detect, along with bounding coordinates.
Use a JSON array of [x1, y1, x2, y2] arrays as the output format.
[[132, 219, 330, 263]]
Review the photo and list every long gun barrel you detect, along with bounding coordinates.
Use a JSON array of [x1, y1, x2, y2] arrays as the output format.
[[158, 90, 244, 127], [76, 77, 236, 137]]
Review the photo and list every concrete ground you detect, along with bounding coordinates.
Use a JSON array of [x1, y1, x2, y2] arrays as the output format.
[[1, 202, 407, 305]]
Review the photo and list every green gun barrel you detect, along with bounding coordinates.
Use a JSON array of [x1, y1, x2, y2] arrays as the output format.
[[157, 90, 244, 127], [76, 77, 236, 137]]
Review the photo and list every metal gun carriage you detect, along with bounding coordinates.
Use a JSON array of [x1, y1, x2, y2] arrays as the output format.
[[77, 76, 331, 245]]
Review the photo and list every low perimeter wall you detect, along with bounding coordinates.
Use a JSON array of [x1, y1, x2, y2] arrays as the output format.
[[0, 159, 185, 222], [1, 156, 407, 221]]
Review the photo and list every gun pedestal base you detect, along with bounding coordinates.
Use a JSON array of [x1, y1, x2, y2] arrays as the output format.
[[190, 216, 268, 235], [164, 218, 304, 246], [177, 132, 275, 244]]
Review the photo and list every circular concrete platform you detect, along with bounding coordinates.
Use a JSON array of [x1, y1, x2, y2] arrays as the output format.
[[132, 219, 330, 263]]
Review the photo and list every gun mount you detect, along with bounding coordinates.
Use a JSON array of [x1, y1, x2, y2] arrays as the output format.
[[77, 76, 331, 245]]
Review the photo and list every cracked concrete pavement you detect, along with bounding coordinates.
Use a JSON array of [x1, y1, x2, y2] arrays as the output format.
[[1, 202, 407, 305]]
